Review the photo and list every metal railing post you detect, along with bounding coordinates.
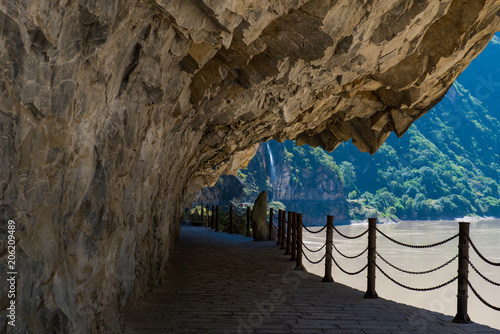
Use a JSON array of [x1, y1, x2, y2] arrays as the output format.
[[246, 206, 251, 236], [285, 211, 292, 255], [364, 218, 378, 298], [229, 206, 234, 234], [215, 205, 219, 231], [322, 215, 334, 282], [290, 212, 297, 261], [280, 211, 286, 250], [295, 214, 305, 271], [200, 204, 204, 225], [277, 209, 282, 246], [268, 208, 274, 241], [453, 222, 471, 323]]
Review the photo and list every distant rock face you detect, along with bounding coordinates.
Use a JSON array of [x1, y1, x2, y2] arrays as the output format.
[[251, 191, 269, 241], [1, 0, 499, 332]]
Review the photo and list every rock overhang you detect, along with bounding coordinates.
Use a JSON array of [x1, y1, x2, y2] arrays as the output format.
[[1, 0, 500, 332]]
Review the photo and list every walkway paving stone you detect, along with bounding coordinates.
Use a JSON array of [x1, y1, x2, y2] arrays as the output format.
[[122, 224, 499, 333]]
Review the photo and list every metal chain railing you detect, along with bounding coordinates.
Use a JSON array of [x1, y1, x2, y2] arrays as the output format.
[[467, 280, 500, 311], [376, 263, 458, 291], [333, 244, 368, 259], [196, 207, 499, 322], [376, 252, 458, 275], [468, 236, 500, 266], [302, 224, 328, 234], [233, 210, 247, 218], [333, 225, 368, 239], [302, 241, 326, 253], [219, 210, 230, 218], [302, 252, 326, 265], [233, 218, 247, 228], [330, 254, 368, 275], [376, 228, 458, 248], [467, 258, 500, 286]]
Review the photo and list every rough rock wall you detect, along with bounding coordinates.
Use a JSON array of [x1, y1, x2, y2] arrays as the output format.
[[0, 0, 499, 332]]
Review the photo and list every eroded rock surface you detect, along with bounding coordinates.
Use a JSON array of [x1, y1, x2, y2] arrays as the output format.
[[0, 0, 499, 332]]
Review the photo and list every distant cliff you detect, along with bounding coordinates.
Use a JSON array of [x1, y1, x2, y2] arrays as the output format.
[[201, 140, 350, 224]]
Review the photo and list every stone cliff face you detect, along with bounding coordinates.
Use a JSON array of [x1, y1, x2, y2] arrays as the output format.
[[1, 0, 499, 332], [265, 141, 349, 222]]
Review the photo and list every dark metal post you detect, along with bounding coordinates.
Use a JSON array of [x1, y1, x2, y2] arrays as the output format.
[[215, 205, 220, 231], [290, 212, 297, 261], [322, 215, 334, 282], [364, 218, 378, 298], [453, 222, 471, 323], [211, 205, 215, 229], [200, 204, 204, 225], [229, 206, 234, 234], [285, 211, 292, 255], [280, 211, 286, 250], [268, 208, 274, 241], [246, 206, 251, 236], [295, 214, 305, 271], [277, 209, 282, 245]]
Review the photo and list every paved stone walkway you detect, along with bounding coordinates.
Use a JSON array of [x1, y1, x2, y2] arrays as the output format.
[[122, 224, 499, 333]]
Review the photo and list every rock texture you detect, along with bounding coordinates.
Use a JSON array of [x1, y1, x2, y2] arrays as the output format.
[[0, 0, 499, 333], [251, 191, 268, 241]]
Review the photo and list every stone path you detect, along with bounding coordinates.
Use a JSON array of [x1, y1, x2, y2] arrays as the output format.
[[122, 224, 499, 333]]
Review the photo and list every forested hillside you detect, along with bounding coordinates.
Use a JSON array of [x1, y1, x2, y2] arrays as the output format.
[[208, 34, 500, 222], [331, 34, 500, 220]]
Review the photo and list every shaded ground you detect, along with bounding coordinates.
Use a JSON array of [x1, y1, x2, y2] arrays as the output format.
[[122, 224, 499, 333]]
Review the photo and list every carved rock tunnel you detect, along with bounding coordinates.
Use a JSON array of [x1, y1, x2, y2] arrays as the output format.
[[1, 0, 500, 332]]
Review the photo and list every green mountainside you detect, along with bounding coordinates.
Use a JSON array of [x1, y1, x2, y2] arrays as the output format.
[[208, 34, 500, 222]]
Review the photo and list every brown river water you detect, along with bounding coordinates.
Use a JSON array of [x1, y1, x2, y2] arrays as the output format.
[[302, 218, 500, 330]]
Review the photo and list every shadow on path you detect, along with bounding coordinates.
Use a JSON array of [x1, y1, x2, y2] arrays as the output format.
[[122, 224, 499, 333]]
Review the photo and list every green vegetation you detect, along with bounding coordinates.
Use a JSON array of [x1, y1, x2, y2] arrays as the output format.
[[332, 78, 500, 220], [237, 139, 345, 203]]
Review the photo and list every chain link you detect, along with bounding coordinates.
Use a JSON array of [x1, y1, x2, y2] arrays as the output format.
[[377, 251, 457, 275], [333, 226, 368, 239], [302, 224, 327, 234], [233, 219, 247, 228], [468, 236, 500, 266], [218, 216, 229, 224], [376, 228, 459, 248], [302, 252, 326, 265], [467, 258, 500, 286], [330, 254, 367, 275], [302, 241, 327, 253], [376, 264, 458, 291], [467, 280, 500, 311], [333, 244, 368, 259], [233, 210, 247, 218]]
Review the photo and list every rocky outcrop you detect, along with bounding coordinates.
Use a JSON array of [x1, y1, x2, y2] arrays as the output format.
[[251, 191, 268, 241], [1, 0, 499, 332]]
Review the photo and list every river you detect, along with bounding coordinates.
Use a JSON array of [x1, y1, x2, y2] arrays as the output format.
[[301, 218, 500, 330]]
